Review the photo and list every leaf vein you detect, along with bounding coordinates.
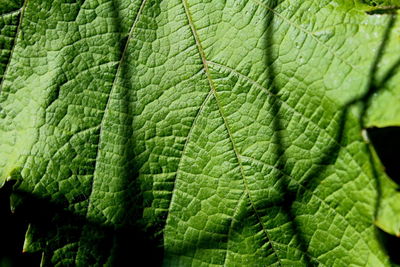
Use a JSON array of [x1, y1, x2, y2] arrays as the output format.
[[251, 0, 360, 73], [180, 0, 282, 264], [164, 88, 213, 217], [207, 60, 371, 181], [241, 154, 381, 263], [0, 0, 27, 93], [74, 0, 149, 263]]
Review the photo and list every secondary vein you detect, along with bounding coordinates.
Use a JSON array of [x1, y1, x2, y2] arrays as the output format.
[[0, 0, 28, 93], [75, 0, 148, 263]]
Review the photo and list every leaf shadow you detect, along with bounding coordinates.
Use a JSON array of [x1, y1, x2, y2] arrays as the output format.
[[0, 182, 41, 266], [3, 1, 164, 266], [62, 1, 164, 265], [7, 186, 162, 267], [264, 2, 400, 265], [339, 15, 400, 265], [263, 0, 317, 264]]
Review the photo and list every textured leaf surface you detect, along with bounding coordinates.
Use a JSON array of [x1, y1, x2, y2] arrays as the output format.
[[1, 0, 400, 266]]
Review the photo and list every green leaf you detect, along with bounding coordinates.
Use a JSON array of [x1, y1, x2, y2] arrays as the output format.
[[363, 0, 400, 7], [0, 0, 22, 85], [1, 0, 400, 266]]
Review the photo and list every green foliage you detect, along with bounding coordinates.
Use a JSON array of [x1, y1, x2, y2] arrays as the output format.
[[363, 0, 400, 7], [1, 0, 400, 266]]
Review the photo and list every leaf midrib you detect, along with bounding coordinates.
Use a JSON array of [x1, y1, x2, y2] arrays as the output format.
[[177, 0, 283, 265], [170, 0, 385, 265]]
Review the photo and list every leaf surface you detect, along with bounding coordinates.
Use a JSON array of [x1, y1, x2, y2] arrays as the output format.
[[1, 0, 400, 266]]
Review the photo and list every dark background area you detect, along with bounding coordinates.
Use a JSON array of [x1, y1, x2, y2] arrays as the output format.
[[0, 180, 164, 267], [0, 183, 41, 267], [368, 127, 400, 265]]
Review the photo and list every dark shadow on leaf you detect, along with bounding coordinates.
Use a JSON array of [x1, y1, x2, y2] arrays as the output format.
[[264, 3, 400, 265], [0, 182, 41, 266], [340, 14, 400, 264], [6, 1, 164, 266], [263, 1, 317, 265], [298, 3, 399, 199], [332, 13, 400, 263], [9, 187, 163, 267], [346, 13, 398, 219]]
